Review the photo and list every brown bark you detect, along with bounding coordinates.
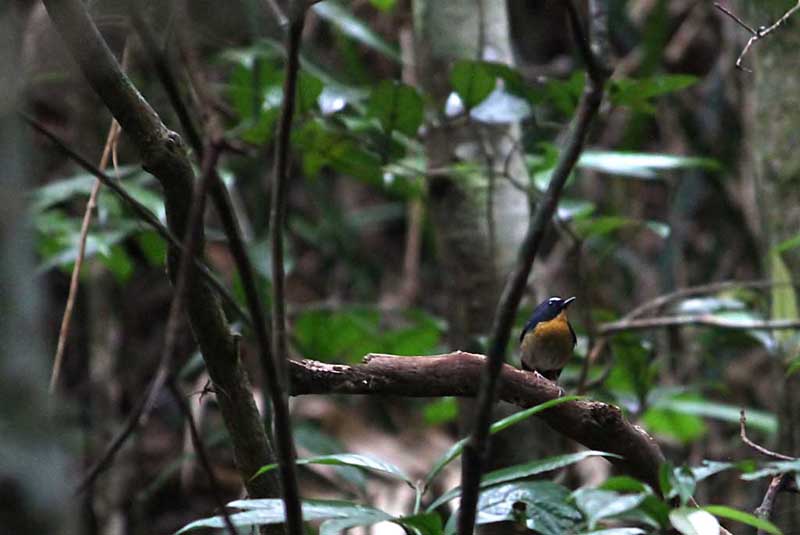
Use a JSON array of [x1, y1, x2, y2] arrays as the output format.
[[288, 352, 665, 491]]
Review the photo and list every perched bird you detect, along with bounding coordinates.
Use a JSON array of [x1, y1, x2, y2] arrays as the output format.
[[519, 296, 576, 381]]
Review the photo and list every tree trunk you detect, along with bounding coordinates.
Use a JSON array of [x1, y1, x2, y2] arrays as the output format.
[[413, 0, 564, 471], [742, 1, 800, 531], [0, 5, 74, 534]]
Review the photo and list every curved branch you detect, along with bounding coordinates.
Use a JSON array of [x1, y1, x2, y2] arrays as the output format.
[[288, 352, 665, 491], [41, 0, 278, 499]]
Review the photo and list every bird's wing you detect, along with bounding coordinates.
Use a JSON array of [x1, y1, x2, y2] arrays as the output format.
[[519, 317, 540, 343], [568, 320, 577, 346]]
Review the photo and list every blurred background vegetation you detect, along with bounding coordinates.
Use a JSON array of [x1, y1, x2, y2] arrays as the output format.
[[8, 0, 800, 533]]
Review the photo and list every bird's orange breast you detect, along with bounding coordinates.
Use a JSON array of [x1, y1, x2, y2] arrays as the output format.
[[520, 311, 574, 370]]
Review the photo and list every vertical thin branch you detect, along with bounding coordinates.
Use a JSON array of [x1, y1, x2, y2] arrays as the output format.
[[50, 121, 121, 393], [266, 3, 309, 534], [456, 2, 611, 533], [50, 42, 131, 393]]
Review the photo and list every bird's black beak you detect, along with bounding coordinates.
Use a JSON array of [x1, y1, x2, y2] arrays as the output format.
[[562, 296, 576, 308]]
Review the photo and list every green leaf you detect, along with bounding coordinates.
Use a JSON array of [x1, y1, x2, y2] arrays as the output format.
[[581, 529, 646, 535], [787, 355, 800, 376], [29, 165, 141, 213], [297, 71, 324, 114], [651, 397, 777, 434], [703, 505, 783, 535], [423, 398, 458, 426], [740, 459, 800, 481], [669, 507, 720, 535], [367, 80, 424, 137], [775, 233, 800, 254], [609, 75, 698, 113], [369, 0, 397, 10], [395, 512, 444, 535], [251, 453, 413, 486], [423, 396, 581, 488], [571, 489, 647, 529], [574, 216, 669, 240], [463, 481, 582, 535], [450, 60, 495, 109], [135, 230, 167, 267], [578, 151, 719, 179], [313, 1, 401, 62], [428, 450, 617, 511], [176, 499, 392, 533]]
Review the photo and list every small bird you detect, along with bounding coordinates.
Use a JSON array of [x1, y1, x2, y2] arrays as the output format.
[[519, 296, 577, 381]]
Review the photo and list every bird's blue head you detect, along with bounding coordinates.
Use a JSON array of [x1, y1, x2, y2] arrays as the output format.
[[529, 296, 576, 324]]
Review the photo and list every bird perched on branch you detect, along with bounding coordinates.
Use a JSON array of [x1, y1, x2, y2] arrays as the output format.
[[519, 296, 576, 381]]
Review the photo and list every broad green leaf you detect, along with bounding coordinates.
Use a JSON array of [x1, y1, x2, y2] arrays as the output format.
[[610, 75, 698, 113], [313, 1, 401, 62], [252, 453, 413, 486], [642, 405, 706, 444], [450, 60, 495, 109], [690, 460, 734, 482], [740, 459, 800, 481], [423, 396, 581, 488], [297, 71, 324, 114], [395, 512, 444, 535], [29, 165, 141, 213], [571, 489, 647, 529], [651, 398, 777, 434], [669, 508, 720, 535], [703, 505, 782, 535], [460, 481, 582, 535], [428, 450, 617, 511], [367, 80, 424, 137], [176, 499, 391, 533], [578, 151, 718, 179]]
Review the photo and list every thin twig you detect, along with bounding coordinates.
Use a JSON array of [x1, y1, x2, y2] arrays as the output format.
[[168, 379, 237, 535], [579, 280, 793, 391], [23, 115, 251, 326], [51, 41, 131, 393], [50, 121, 121, 393], [599, 315, 800, 335], [754, 474, 793, 535], [740, 409, 795, 461], [457, 2, 612, 532], [713, 3, 757, 35], [266, 3, 308, 534], [714, 1, 800, 71]]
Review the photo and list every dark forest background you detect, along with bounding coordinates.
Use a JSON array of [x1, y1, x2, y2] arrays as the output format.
[[4, 1, 800, 534]]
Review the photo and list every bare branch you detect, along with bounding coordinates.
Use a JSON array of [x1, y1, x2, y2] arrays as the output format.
[[600, 315, 800, 335], [265, 4, 310, 534], [740, 410, 795, 461], [714, 1, 800, 71], [288, 352, 665, 491]]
